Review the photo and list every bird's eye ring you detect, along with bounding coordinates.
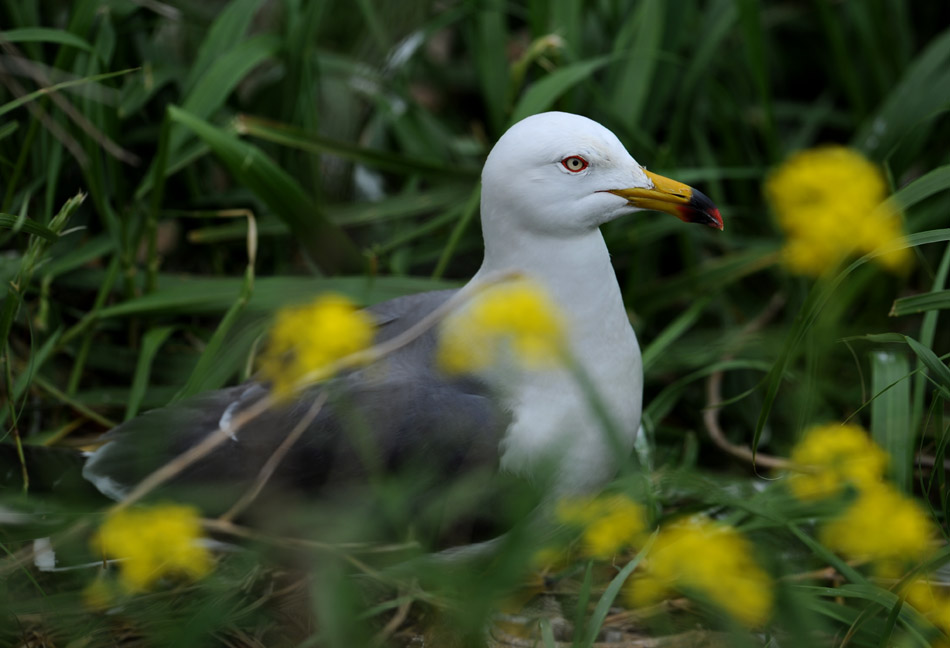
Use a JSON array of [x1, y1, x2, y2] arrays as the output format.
[[561, 156, 589, 173]]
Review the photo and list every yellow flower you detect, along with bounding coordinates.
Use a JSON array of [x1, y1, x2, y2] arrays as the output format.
[[437, 278, 566, 374], [765, 146, 911, 276], [905, 576, 941, 615], [258, 294, 375, 398], [626, 516, 773, 626], [820, 482, 935, 566], [556, 493, 647, 559], [92, 504, 213, 592], [786, 423, 889, 500], [903, 576, 950, 634]]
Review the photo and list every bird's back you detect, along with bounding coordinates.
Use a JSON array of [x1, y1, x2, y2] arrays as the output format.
[[82, 289, 511, 531]]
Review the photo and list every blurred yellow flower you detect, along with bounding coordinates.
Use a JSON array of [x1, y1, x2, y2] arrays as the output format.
[[437, 278, 566, 374], [765, 146, 910, 276], [820, 482, 935, 566], [92, 503, 213, 592], [786, 423, 889, 500], [903, 576, 950, 634], [258, 294, 375, 398], [556, 493, 647, 559], [626, 516, 773, 626]]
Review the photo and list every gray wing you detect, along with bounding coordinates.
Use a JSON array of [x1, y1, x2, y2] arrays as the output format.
[[82, 289, 511, 516]]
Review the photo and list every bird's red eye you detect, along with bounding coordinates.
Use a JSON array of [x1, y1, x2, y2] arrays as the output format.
[[561, 156, 589, 173]]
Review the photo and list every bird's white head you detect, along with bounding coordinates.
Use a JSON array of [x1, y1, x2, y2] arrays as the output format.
[[480, 111, 723, 240]]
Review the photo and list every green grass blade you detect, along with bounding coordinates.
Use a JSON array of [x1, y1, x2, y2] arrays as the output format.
[[472, 0, 508, 132], [174, 265, 254, 401], [0, 540, 46, 595], [877, 596, 904, 648], [580, 533, 655, 648], [664, 0, 737, 151], [137, 29, 281, 207], [235, 115, 477, 180], [813, 0, 865, 117], [133, 140, 211, 201], [1, 118, 37, 213], [332, 185, 470, 227], [795, 584, 934, 640], [374, 204, 461, 255], [854, 332, 950, 401], [0, 68, 138, 119], [354, 0, 389, 52], [904, 335, 950, 400], [641, 296, 711, 373], [606, 0, 663, 127], [539, 618, 557, 648], [186, 217, 288, 244], [0, 214, 58, 241], [571, 561, 594, 648], [0, 27, 94, 53], [6, 328, 62, 421], [853, 25, 950, 157], [145, 111, 171, 293], [0, 120, 19, 142], [125, 326, 175, 420], [182, 0, 265, 94], [891, 290, 950, 316], [169, 34, 280, 154], [63, 254, 120, 394], [119, 64, 179, 119], [753, 229, 950, 454], [634, 246, 778, 310], [912, 242, 950, 430], [892, 164, 950, 212], [432, 185, 480, 280], [644, 359, 773, 424], [787, 523, 866, 584], [87, 275, 457, 319], [736, 0, 776, 157], [869, 350, 911, 491], [0, 193, 83, 353], [511, 55, 614, 124], [167, 106, 363, 274]]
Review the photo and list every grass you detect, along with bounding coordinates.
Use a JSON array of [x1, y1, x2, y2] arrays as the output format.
[[2, 0, 950, 646]]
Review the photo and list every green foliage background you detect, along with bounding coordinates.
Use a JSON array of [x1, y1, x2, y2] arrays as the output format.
[[2, 0, 950, 646]]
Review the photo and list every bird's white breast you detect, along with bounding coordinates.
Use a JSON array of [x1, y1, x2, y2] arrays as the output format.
[[498, 326, 641, 495], [479, 233, 644, 495]]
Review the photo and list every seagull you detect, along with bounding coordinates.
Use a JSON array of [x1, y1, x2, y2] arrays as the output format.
[[82, 112, 721, 534]]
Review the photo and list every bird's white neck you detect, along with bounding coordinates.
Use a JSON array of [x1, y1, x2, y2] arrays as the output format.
[[473, 225, 628, 352], [470, 223, 643, 494]]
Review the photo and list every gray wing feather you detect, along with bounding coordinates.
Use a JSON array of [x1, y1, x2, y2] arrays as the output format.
[[82, 289, 509, 514]]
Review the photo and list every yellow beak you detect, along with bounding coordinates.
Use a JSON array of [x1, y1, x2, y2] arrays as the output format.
[[607, 169, 723, 230]]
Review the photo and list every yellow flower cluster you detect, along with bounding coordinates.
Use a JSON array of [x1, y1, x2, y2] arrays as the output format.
[[626, 516, 773, 627], [258, 294, 375, 398], [556, 493, 647, 559], [820, 483, 934, 566], [903, 577, 950, 635], [786, 423, 889, 500], [437, 278, 566, 374], [92, 503, 212, 592], [765, 146, 910, 276], [787, 423, 937, 574]]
